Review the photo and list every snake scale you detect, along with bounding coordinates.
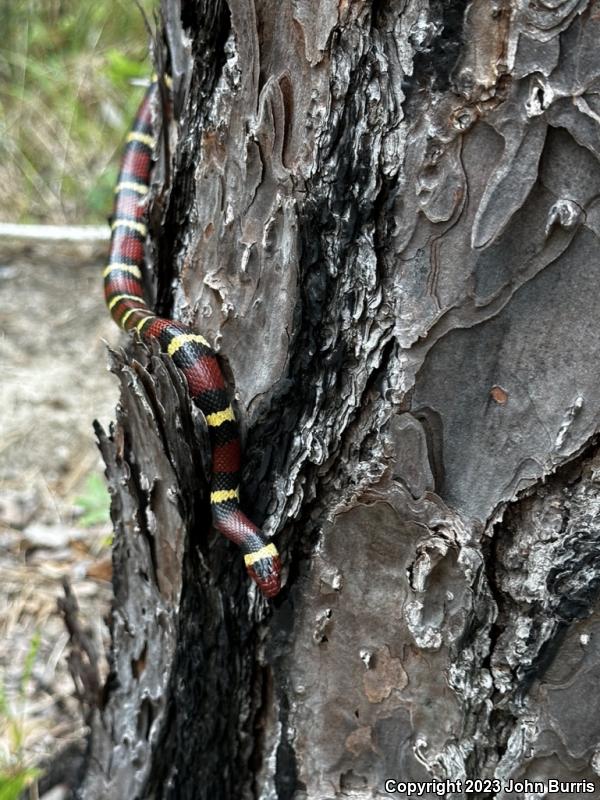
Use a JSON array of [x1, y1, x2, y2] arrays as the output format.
[[103, 79, 282, 598]]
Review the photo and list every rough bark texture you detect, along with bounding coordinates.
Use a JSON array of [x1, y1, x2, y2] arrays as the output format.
[[74, 1, 600, 798]]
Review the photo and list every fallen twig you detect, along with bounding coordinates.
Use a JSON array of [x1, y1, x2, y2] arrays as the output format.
[[0, 223, 108, 243]]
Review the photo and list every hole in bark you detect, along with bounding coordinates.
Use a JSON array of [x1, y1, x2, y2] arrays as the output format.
[[340, 770, 368, 790], [537, 85, 545, 107], [155, 609, 169, 632], [132, 644, 148, 679], [278, 74, 294, 169], [137, 697, 154, 740]]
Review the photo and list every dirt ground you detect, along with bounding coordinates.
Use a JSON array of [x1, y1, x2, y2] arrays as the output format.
[[0, 240, 123, 796]]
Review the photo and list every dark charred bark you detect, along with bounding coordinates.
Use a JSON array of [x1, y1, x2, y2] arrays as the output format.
[[74, 1, 600, 798]]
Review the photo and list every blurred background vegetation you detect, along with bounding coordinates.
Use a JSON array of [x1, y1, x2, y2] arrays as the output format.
[[0, 0, 153, 224], [0, 4, 155, 796]]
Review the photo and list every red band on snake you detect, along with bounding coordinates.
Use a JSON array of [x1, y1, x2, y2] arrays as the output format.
[[104, 81, 281, 598]]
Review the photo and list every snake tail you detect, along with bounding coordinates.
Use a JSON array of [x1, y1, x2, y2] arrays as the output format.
[[103, 81, 282, 598]]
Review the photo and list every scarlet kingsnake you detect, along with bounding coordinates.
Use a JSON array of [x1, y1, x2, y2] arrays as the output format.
[[103, 78, 282, 598]]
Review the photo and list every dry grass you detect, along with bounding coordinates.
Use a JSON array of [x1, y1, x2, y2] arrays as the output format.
[[0, 248, 124, 793], [0, 5, 156, 792]]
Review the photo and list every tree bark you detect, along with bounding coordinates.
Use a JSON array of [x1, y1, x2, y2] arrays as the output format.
[[73, 1, 600, 798]]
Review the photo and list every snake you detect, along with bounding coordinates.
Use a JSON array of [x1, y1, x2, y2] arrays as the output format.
[[103, 78, 282, 598]]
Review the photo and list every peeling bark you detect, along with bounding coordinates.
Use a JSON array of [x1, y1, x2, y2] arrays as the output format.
[[75, 1, 600, 798]]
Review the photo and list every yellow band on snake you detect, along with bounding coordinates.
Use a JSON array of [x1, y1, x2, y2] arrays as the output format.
[[244, 543, 279, 566]]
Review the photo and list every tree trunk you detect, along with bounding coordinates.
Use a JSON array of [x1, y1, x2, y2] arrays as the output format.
[[72, 1, 600, 798]]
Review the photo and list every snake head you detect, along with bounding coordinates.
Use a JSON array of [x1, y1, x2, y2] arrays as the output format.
[[244, 543, 282, 598]]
